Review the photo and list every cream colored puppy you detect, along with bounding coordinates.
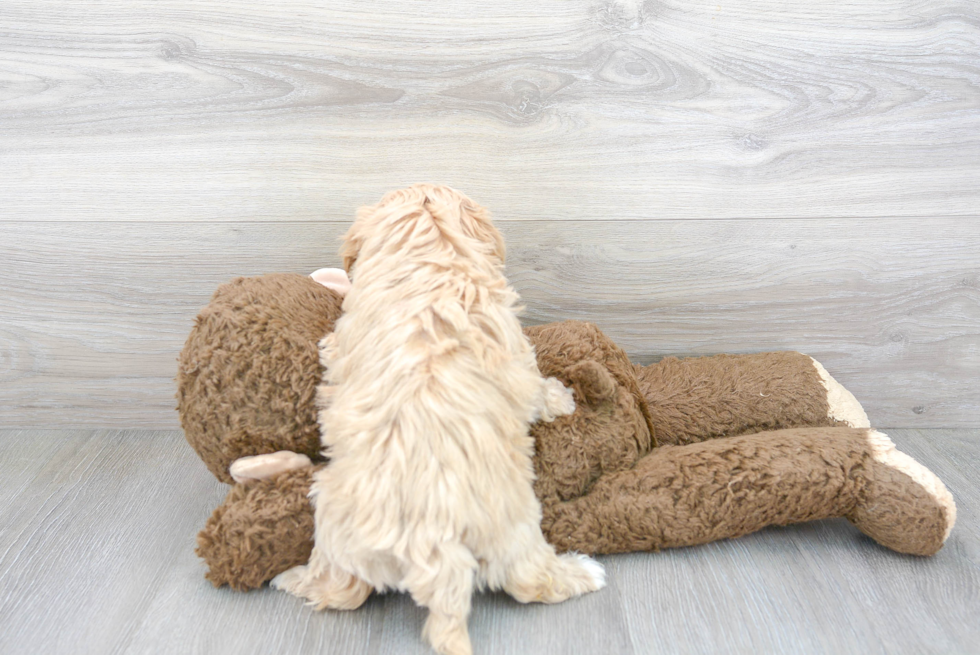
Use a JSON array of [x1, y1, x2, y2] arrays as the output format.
[[272, 185, 605, 655]]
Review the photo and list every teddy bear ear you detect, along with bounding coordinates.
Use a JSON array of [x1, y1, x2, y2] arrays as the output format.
[[565, 360, 618, 404]]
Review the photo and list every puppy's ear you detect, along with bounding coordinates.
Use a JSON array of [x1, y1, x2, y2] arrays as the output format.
[[458, 200, 506, 263], [341, 210, 367, 273]]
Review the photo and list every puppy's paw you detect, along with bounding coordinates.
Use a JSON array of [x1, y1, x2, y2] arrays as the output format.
[[566, 553, 606, 592], [507, 552, 605, 604], [423, 611, 473, 655], [538, 377, 576, 422], [272, 563, 372, 611], [270, 564, 309, 597], [543, 553, 606, 602]]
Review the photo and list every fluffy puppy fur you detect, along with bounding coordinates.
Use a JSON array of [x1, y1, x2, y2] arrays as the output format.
[[272, 185, 605, 655]]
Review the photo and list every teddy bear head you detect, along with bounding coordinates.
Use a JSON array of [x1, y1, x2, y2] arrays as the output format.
[[177, 274, 343, 483]]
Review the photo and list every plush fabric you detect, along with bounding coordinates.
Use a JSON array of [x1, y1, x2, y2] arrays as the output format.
[[177, 274, 339, 482], [525, 321, 656, 504], [197, 466, 316, 591], [636, 351, 845, 446], [544, 426, 877, 553], [180, 274, 955, 590]]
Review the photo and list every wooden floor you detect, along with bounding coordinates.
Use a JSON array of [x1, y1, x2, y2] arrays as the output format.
[[1, 428, 977, 655]]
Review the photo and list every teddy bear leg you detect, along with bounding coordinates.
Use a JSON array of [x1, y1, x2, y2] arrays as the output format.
[[634, 352, 869, 446], [542, 427, 871, 554], [809, 357, 870, 428], [846, 430, 956, 556], [541, 427, 954, 557]]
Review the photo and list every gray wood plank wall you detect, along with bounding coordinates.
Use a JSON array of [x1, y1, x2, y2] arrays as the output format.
[[2, 1, 978, 429]]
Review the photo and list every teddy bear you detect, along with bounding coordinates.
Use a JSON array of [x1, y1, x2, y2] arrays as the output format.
[[177, 272, 956, 592]]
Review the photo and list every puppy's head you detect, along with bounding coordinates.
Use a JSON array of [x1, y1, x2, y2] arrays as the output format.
[[341, 184, 505, 275]]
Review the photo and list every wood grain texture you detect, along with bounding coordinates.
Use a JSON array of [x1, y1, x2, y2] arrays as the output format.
[[1, 218, 977, 429], [1, 0, 979, 222], [0, 429, 977, 654], [611, 429, 980, 654]]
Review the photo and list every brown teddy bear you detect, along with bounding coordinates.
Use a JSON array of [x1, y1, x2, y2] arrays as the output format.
[[178, 273, 956, 592]]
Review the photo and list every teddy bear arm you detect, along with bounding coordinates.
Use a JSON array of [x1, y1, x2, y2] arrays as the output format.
[[635, 351, 868, 446], [541, 426, 953, 557], [531, 361, 653, 502], [196, 465, 319, 590], [229, 451, 313, 483]]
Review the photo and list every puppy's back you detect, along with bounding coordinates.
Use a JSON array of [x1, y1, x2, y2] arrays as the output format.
[[317, 274, 543, 567]]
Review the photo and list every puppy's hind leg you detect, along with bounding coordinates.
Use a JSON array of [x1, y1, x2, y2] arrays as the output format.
[[270, 548, 372, 611], [404, 543, 478, 655], [499, 522, 605, 604]]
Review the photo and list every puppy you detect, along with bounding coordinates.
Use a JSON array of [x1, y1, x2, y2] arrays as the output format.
[[272, 184, 604, 655]]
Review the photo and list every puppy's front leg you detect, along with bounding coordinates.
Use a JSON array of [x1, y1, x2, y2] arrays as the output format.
[[531, 377, 576, 423]]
